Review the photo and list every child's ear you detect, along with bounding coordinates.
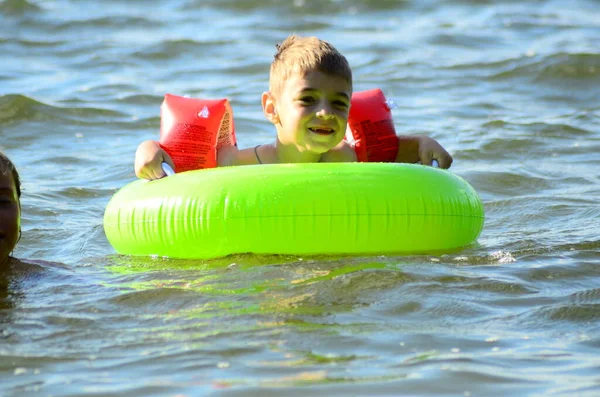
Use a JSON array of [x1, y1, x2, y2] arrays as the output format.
[[262, 92, 279, 124]]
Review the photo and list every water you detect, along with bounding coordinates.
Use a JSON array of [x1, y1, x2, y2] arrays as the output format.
[[1, 0, 599, 395]]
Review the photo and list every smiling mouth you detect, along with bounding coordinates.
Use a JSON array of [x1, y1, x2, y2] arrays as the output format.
[[309, 127, 335, 135]]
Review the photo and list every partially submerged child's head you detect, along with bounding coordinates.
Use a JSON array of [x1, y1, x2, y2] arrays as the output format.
[[0, 151, 20, 200], [269, 35, 353, 99], [0, 151, 21, 265]]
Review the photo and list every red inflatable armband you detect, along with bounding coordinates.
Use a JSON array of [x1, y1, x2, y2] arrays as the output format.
[[346, 88, 399, 162], [159, 94, 236, 172]]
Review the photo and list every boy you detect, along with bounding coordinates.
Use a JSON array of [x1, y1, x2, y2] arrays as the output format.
[[135, 35, 452, 180]]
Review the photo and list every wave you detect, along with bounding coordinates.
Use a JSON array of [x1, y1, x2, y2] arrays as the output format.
[[480, 120, 593, 138], [40, 15, 159, 32], [440, 52, 600, 85], [0, 37, 66, 49], [132, 38, 234, 60], [0, 0, 41, 15], [489, 52, 600, 82], [0, 94, 127, 126], [181, 0, 412, 12]]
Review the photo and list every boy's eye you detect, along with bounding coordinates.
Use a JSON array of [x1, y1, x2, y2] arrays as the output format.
[[333, 100, 349, 109], [299, 96, 316, 105], [0, 192, 16, 204]]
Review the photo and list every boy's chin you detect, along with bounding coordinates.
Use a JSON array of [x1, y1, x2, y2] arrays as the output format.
[[303, 142, 339, 154], [305, 135, 343, 151]]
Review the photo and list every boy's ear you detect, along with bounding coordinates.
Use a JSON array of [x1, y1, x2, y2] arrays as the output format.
[[262, 92, 279, 124]]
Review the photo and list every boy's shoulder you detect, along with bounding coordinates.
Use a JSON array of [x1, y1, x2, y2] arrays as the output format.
[[321, 140, 357, 163], [217, 145, 260, 167]]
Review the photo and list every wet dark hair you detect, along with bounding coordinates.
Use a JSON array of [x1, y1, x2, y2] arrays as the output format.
[[0, 151, 21, 198]]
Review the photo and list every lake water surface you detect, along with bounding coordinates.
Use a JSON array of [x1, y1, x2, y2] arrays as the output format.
[[1, 0, 599, 396]]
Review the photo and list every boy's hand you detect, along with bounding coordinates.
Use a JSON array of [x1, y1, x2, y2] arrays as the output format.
[[396, 135, 453, 169], [416, 135, 453, 169], [134, 140, 176, 180]]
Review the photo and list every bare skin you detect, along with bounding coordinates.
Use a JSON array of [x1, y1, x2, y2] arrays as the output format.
[[134, 70, 453, 180]]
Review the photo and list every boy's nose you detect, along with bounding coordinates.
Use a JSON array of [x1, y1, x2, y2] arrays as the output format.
[[316, 104, 334, 120]]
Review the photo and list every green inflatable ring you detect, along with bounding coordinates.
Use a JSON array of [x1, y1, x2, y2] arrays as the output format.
[[103, 163, 484, 259]]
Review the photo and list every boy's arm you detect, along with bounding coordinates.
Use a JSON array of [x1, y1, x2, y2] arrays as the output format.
[[396, 135, 453, 169], [134, 140, 176, 180]]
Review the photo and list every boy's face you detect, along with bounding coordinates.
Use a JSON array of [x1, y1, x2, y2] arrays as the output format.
[[0, 169, 20, 264], [272, 69, 352, 154]]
